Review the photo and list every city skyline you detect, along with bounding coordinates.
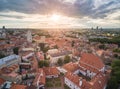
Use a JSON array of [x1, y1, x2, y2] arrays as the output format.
[[0, 0, 120, 28]]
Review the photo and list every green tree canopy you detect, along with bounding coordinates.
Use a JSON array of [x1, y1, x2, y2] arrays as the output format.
[[38, 60, 49, 68], [0, 52, 5, 59], [13, 47, 19, 55], [39, 43, 49, 53], [64, 55, 71, 64], [57, 58, 63, 66], [107, 59, 120, 89], [71, 40, 75, 47]]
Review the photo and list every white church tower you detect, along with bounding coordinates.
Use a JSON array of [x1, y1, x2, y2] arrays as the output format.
[[27, 30, 32, 43], [0, 26, 6, 38]]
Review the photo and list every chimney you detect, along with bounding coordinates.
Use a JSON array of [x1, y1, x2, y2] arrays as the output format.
[[79, 78, 82, 86]]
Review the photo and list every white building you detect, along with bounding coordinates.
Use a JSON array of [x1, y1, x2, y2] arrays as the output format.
[[47, 49, 59, 54], [0, 54, 21, 69], [22, 52, 34, 59], [33, 69, 45, 89], [65, 72, 82, 89], [0, 26, 6, 38], [64, 53, 107, 89], [78, 53, 105, 78], [41, 36, 45, 43], [26, 31, 32, 43], [47, 51, 72, 64]]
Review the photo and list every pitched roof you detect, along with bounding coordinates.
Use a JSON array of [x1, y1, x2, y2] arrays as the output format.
[[0, 54, 20, 68], [43, 67, 60, 76], [0, 78, 5, 85], [50, 51, 72, 57], [26, 85, 36, 89], [90, 72, 108, 89], [79, 53, 104, 71], [10, 84, 27, 89], [65, 72, 82, 87], [63, 62, 79, 72], [33, 68, 45, 85], [65, 72, 107, 89]]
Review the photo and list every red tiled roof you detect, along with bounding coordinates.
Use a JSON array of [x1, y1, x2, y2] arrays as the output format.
[[63, 62, 79, 72], [90, 72, 108, 89], [0, 78, 5, 85], [79, 53, 104, 71], [65, 72, 81, 87], [43, 67, 60, 76], [33, 68, 45, 85], [0, 44, 15, 50], [79, 62, 99, 73], [65, 72, 107, 89], [10, 84, 27, 89]]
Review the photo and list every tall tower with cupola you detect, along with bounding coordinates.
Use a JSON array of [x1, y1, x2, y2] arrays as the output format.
[[27, 30, 32, 43], [0, 26, 6, 38]]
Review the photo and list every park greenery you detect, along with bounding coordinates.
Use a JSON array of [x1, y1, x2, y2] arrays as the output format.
[[113, 48, 120, 53], [107, 59, 120, 89], [89, 36, 120, 46], [57, 55, 71, 66], [46, 78, 61, 88], [113, 54, 120, 59]]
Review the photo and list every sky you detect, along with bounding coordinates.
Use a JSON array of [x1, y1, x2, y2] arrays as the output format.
[[0, 0, 120, 28]]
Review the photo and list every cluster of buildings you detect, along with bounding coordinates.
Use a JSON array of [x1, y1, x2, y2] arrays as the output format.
[[0, 52, 109, 89], [0, 27, 114, 89], [63, 53, 108, 89]]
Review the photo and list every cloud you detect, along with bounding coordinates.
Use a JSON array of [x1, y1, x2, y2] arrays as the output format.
[[0, 0, 120, 28], [0, 0, 120, 19]]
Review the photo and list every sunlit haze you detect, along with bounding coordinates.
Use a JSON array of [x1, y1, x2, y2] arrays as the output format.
[[0, 0, 120, 28], [50, 14, 61, 22]]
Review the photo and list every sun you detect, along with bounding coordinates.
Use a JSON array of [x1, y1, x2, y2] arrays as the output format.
[[50, 14, 61, 22]]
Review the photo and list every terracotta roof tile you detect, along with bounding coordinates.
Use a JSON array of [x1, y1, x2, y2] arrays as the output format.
[[63, 62, 79, 72], [0, 78, 5, 85], [79, 53, 104, 71], [10, 84, 27, 89], [43, 67, 60, 76], [33, 68, 45, 85]]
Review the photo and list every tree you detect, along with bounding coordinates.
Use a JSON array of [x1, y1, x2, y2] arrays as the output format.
[[39, 43, 45, 51], [38, 60, 44, 68], [44, 60, 49, 67], [38, 60, 49, 68], [54, 45, 58, 49], [107, 76, 118, 89], [113, 48, 120, 53], [13, 47, 19, 55], [39, 43, 49, 53], [43, 46, 49, 53], [57, 58, 63, 66], [99, 44, 107, 50], [44, 54, 47, 60], [113, 54, 118, 58], [0, 52, 5, 59], [107, 59, 120, 89], [71, 40, 75, 47], [64, 55, 70, 64]]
